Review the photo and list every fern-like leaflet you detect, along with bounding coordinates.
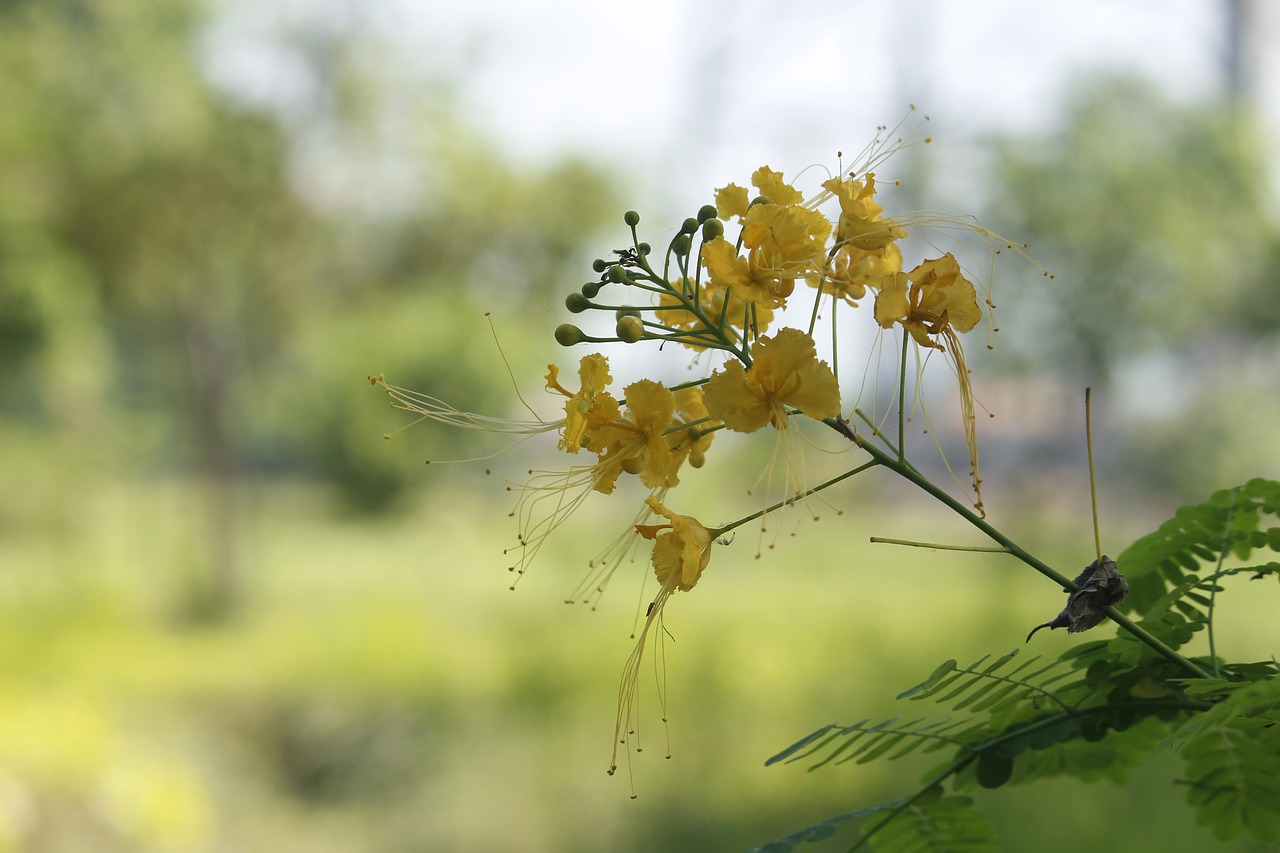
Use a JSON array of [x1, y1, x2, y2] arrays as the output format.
[[756, 480, 1280, 851]]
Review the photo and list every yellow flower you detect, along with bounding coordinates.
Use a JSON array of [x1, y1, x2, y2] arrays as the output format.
[[546, 354, 620, 453], [591, 380, 678, 493], [750, 166, 805, 206], [715, 183, 750, 221], [702, 202, 830, 311], [823, 172, 907, 251], [741, 203, 831, 274], [611, 497, 716, 787], [702, 328, 841, 432], [872, 253, 987, 516], [702, 235, 794, 309], [809, 241, 903, 306], [873, 253, 981, 350], [634, 496, 714, 590]]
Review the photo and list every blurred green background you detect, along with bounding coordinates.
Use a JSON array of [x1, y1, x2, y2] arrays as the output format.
[[2, 1, 1279, 851]]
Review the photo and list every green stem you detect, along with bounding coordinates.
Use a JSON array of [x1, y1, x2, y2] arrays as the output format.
[[713, 460, 879, 538], [897, 334, 908, 461], [1207, 487, 1239, 679], [823, 417, 1214, 681], [869, 537, 1009, 553]]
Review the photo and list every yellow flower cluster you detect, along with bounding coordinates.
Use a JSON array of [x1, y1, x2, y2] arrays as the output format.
[[373, 122, 1033, 786]]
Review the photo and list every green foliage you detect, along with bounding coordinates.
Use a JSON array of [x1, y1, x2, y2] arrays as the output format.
[[761, 481, 1280, 850], [987, 75, 1280, 381]]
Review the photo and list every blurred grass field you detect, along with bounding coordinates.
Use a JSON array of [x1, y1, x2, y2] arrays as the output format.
[[1, 471, 1274, 852]]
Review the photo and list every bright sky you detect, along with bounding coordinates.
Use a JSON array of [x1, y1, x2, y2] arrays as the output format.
[[208, 0, 1260, 215]]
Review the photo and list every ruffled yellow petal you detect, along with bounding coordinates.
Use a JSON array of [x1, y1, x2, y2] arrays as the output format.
[[591, 380, 677, 493], [702, 360, 772, 433], [751, 328, 842, 421], [702, 236, 791, 309], [874, 272, 910, 328], [636, 496, 712, 591], [702, 328, 841, 432], [823, 172, 907, 251], [751, 166, 804, 206], [715, 183, 750, 220], [548, 353, 617, 453], [911, 254, 981, 333]]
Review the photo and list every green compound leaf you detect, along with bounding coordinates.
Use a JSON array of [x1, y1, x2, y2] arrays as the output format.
[[756, 484, 1280, 852], [866, 790, 1000, 853], [748, 797, 912, 853], [1179, 723, 1280, 842], [1118, 479, 1280, 616]]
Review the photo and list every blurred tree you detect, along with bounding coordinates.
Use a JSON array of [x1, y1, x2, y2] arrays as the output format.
[[984, 75, 1279, 385], [971, 75, 1280, 499], [0, 0, 328, 616], [0, 0, 620, 612]]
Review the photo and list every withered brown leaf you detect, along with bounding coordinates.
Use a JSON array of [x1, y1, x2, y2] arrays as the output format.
[[1025, 555, 1129, 642]]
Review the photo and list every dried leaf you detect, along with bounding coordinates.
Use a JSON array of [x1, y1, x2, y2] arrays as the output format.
[[1026, 556, 1128, 642]]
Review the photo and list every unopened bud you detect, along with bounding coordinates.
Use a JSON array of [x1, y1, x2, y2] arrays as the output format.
[[555, 324, 585, 346], [696, 204, 718, 223], [701, 218, 724, 241], [616, 315, 645, 343], [565, 292, 592, 313], [671, 234, 692, 257], [624, 210, 641, 227]]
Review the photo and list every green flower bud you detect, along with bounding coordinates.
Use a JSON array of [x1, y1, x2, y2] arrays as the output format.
[[555, 323, 585, 346], [607, 265, 630, 284], [565, 292, 592, 313], [671, 234, 692, 257], [592, 258, 609, 274], [750, 195, 773, 208], [581, 281, 603, 298], [615, 307, 642, 320], [637, 242, 651, 256], [681, 217, 700, 235], [697, 204, 718, 223], [701, 218, 724, 241], [616, 315, 644, 343], [624, 210, 640, 227]]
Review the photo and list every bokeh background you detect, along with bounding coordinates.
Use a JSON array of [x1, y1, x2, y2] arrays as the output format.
[[2, 0, 1279, 850]]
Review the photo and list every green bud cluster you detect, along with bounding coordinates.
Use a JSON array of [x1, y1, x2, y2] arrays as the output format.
[[553, 203, 743, 356]]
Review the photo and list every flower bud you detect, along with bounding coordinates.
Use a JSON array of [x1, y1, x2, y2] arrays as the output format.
[[616, 315, 645, 343], [696, 204, 718, 223], [607, 265, 630, 284], [554, 323, 585, 346], [615, 307, 641, 320], [565, 292, 592, 313], [581, 281, 603, 298], [637, 242, 651, 256], [681, 217, 700, 235], [592, 258, 609, 274], [701, 218, 724, 241], [624, 210, 640, 227], [671, 234, 692, 257]]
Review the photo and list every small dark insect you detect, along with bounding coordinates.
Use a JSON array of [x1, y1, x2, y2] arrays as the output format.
[[1026, 555, 1129, 642]]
